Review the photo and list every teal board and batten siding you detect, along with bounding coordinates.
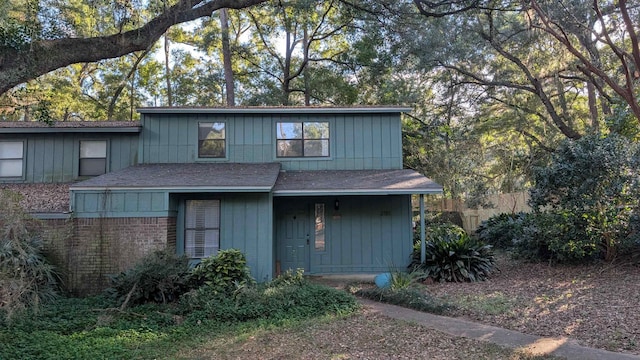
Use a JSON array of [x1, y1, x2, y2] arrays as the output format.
[[71, 190, 171, 218], [174, 193, 274, 282], [314, 195, 413, 273], [0, 133, 138, 183], [275, 195, 413, 274], [139, 112, 403, 170]]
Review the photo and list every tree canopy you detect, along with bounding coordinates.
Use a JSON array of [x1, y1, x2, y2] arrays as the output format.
[[2, 0, 640, 204], [0, 0, 267, 95]]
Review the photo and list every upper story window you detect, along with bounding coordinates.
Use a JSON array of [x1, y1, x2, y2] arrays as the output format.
[[199, 122, 226, 158], [79, 140, 107, 176], [0, 141, 24, 178], [276, 122, 329, 157]]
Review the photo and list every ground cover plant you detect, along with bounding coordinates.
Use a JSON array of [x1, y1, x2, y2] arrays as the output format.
[[0, 272, 358, 359]]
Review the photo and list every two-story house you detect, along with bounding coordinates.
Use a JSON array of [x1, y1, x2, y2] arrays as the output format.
[[0, 107, 442, 295]]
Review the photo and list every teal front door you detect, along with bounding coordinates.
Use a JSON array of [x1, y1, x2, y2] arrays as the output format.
[[277, 207, 310, 273]]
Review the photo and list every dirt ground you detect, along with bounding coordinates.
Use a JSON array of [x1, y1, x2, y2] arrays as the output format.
[[427, 254, 640, 355]]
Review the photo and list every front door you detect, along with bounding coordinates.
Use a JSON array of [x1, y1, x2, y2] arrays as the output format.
[[277, 207, 310, 273]]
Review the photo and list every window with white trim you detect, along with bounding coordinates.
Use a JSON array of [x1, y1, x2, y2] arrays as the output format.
[[198, 122, 226, 158], [276, 122, 329, 157], [0, 141, 24, 178], [185, 200, 220, 258], [79, 140, 107, 176]]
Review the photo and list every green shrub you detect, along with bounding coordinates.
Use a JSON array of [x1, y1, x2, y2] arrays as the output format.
[[529, 134, 640, 262], [511, 212, 596, 262], [189, 249, 255, 294], [475, 212, 528, 249], [182, 281, 358, 323], [105, 250, 192, 305], [410, 223, 496, 282], [0, 190, 60, 320]]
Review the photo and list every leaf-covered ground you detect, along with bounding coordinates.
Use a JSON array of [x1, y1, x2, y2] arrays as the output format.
[[177, 310, 558, 360], [429, 254, 640, 355]]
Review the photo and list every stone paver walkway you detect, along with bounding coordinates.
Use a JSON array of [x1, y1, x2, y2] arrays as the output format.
[[359, 299, 640, 360]]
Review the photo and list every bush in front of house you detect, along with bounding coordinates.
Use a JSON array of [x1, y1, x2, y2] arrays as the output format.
[[105, 250, 192, 306], [189, 248, 255, 294], [475, 212, 529, 249], [410, 223, 496, 282], [181, 270, 358, 323], [0, 190, 60, 320]]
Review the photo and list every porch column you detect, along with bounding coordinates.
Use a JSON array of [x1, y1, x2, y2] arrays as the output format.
[[420, 193, 426, 263]]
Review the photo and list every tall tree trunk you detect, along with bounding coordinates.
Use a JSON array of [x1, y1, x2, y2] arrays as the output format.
[[303, 27, 311, 106], [164, 34, 173, 106], [587, 82, 600, 133], [107, 50, 149, 120], [220, 9, 235, 106]]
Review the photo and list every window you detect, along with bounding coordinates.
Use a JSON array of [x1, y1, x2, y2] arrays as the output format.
[[79, 140, 107, 176], [276, 122, 329, 157], [185, 200, 220, 258], [0, 141, 24, 178], [314, 203, 325, 251], [198, 122, 226, 158]]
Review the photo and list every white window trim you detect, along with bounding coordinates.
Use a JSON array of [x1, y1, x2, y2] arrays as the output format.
[[0, 140, 25, 179]]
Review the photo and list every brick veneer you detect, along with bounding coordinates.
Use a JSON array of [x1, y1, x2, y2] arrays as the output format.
[[42, 217, 177, 296]]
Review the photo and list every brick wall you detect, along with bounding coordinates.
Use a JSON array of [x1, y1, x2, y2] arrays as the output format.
[[42, 217, 177, 296]]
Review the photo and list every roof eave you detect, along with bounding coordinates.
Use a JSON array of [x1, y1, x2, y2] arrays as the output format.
[[273, 188, 444, 196], [0, 127, 141, 134], [70, 186, 274, 192], [138, 106, 413, 115]]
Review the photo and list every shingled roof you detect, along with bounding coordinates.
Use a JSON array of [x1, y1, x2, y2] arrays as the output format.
[[273, 169, 443, 195], [71, 163, 282, 191], [1, 183, 70, 213]]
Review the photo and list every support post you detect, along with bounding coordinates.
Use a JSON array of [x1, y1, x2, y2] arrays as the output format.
[[420, 193, 426, 263]]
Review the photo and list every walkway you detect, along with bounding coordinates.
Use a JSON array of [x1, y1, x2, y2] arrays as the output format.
[[359, 299, 640, 360]]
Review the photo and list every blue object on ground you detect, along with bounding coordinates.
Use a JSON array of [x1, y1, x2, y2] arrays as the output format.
[[375, 272, 392, 288]]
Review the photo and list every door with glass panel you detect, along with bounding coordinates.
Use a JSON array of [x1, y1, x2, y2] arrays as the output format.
[[184, 200, 220, 258]]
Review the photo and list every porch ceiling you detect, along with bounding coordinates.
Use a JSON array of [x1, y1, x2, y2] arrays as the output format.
[[273, 169, 443, 196], [70, 163, 281, 192]]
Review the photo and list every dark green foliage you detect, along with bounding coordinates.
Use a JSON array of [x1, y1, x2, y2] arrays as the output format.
[[0, 280, 359, 359], [0, 190, 60, 319], [410, 223, 496, 282], [182, 280, 358, 323], [189, 249, 255, 294], [527, 134, 640, 262], [355, 287, 450, 314], [475, 212, 528, 249], [511, 212, 598, 262], [105, 250, 192, 305]]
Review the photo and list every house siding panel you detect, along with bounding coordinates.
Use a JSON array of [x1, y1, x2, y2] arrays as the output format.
[[0, 133, 138, 183], [278, 195, 412, 275], [140, 112, 403, 170]]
